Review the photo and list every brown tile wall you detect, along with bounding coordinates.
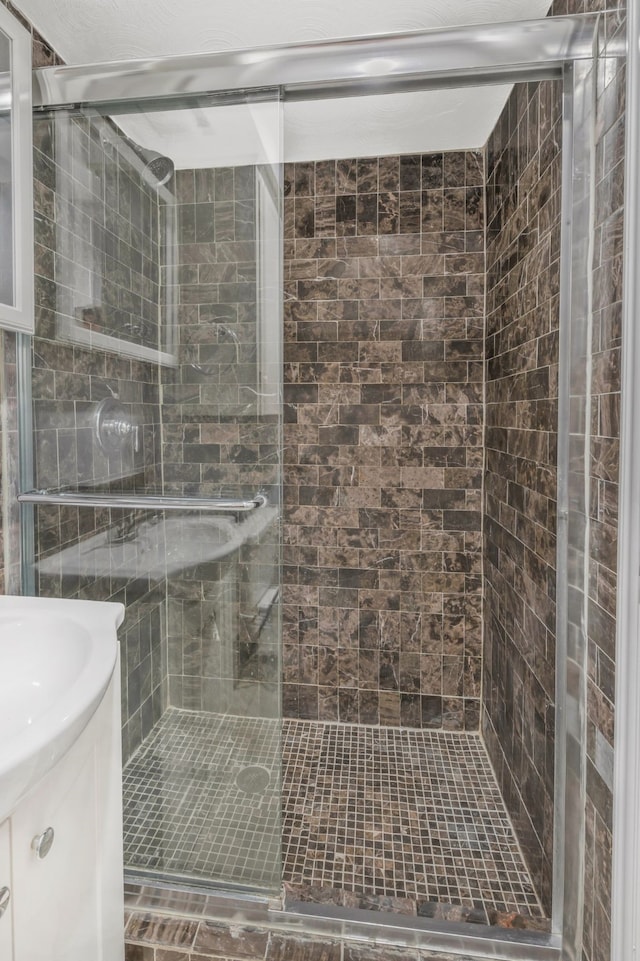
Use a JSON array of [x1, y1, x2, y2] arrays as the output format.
[[482, 80, 562, 915], [124, 911, 481, 961], [282, 153, 485, 729]]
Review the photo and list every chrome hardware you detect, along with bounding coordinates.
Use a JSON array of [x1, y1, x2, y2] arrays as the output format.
[[241, 585, 280, 644], [0, 886, 10, 919], [108, 513, 142, 544], [32, 826, 55, 859], [94, 396, 141, 454], [31, 15, 608, 110], [18, 489, 268, 514], [257, 586, 280, 616]]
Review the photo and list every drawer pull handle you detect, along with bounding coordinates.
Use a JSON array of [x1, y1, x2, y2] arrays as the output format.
[[0, 886, 10, 919], [32, 826, 55, 859]]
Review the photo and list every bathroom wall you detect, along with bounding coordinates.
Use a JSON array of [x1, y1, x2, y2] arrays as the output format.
[[482, 79, 561, 913], [282, 153, 485, 729]]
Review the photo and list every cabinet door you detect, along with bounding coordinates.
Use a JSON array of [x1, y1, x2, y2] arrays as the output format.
[[0, 818, 12, 960], [10, 739, 101, 961]]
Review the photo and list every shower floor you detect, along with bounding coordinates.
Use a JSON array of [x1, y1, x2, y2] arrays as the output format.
[[123, 708, 546, 927]]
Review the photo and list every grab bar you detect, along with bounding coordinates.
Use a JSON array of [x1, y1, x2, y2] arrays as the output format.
[[17, 489, 268, 513]]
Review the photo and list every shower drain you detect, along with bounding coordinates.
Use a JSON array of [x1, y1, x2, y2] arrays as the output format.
[[235, 765, 271, 794]]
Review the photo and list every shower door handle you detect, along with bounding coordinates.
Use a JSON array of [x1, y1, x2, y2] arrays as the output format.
[[18, 489, 269, 513]]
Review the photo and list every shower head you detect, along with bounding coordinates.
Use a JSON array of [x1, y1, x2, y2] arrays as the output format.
[[107, 128, 174, 187], [136, 147, 175, 187]]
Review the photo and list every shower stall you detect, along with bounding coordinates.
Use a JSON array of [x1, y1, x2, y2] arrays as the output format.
[[13, 11, 618, 959]]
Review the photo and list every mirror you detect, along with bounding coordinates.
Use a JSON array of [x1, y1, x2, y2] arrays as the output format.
[[0, 6, 33, 333]]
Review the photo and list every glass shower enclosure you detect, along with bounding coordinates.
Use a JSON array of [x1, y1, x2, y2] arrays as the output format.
[[19, 92, 284, 893], [13, 11, 615, 959]]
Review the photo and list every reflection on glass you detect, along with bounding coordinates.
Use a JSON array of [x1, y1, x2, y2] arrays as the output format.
[[50, 113, 177, 366], [0, 30, 13, 306], [29, 94, 283, 896]]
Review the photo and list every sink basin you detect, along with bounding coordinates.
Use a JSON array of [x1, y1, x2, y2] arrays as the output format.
[[0, 595, 124, 822], [36, 505, 279, 579]]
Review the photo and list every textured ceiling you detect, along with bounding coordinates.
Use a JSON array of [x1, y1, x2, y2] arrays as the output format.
[[14, 0, 554, 163]]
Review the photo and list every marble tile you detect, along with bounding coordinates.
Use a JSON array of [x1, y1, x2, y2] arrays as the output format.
[[194, 923, 269, 958], [283, 153, 484, 732], [483, 81, 564, 916]]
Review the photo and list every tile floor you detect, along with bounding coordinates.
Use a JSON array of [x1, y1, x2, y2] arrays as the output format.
[[123, 709, 281, 889], [123, 709, 544, 921]]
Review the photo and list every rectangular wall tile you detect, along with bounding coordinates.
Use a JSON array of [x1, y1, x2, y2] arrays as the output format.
[[283, 153, 485, 730]]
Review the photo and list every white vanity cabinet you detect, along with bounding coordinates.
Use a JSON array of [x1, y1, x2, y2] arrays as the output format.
[[0, 663, 124, 961], [0, 818, 12, 959]]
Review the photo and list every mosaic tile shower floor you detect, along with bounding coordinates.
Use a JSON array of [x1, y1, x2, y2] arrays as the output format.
[[123, 709, 546, 924]]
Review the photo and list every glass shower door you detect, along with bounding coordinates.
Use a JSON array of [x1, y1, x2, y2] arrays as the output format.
[[21, 92, 283, 894]]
